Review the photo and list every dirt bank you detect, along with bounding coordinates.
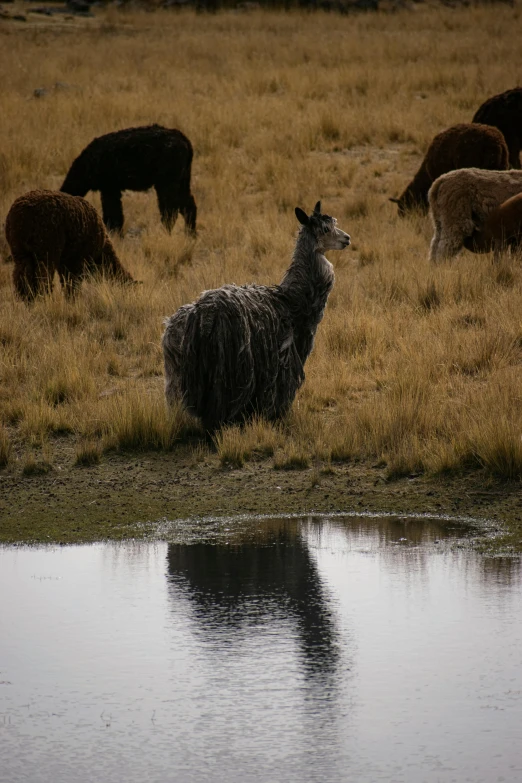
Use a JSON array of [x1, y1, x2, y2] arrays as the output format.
[[1, 443, 521, 552]]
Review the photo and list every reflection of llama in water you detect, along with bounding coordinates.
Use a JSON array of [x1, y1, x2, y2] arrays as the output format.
[[166, 526, 341, 681]]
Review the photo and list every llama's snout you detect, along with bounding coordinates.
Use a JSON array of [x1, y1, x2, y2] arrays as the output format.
[[338, 231, 351, 248]]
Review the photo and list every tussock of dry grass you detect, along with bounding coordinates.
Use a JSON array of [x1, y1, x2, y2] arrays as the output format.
[[21, 443, 54, 475], [74, 439, 102, 466], [97, 390, 189, 452], [0, 426, 11, 467], [214, 417, 282, 467], [2, 4, 522, 479]]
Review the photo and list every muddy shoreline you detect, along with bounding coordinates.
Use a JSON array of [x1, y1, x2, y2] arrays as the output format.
[[1, 446, 521, 552]]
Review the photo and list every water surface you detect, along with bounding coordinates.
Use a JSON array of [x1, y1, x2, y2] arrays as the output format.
[[1, 515, 521, 783]]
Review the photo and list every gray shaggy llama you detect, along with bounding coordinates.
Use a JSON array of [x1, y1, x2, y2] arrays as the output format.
[[390, 123, 509, 216], [162, 202, 350, 431], [5, 189, 135, 301], [61, 124, 197, 236]]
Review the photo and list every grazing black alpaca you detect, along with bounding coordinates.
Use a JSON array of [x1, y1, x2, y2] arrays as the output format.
[[61, 124, 197, 235], [162, 202, 351, 432]]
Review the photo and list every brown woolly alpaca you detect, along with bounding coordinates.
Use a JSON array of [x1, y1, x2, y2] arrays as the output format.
[[463, 192, 522, 256], [473, 88, 522, 169], [390, 123, 509, 216], [428, 168, 522, 262], [5, 190, 135, 301]]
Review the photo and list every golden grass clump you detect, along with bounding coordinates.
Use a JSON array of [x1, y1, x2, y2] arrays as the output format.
[[2, 4, 522, 480], [99, 390, 188, 452], [0, 426, 12, 467], [214, 417, 283, 467], [21, 443, 54, 475], [75, 439, 102, 467]]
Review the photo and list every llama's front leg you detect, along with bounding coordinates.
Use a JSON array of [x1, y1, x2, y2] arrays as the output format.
[[162, 307, 192, 406], [155, 184, 179, 233], [101, 189, 124, 234], [180, 194, 197, 237], [428, 220, 443, 263], [163, 339, 183, 406], [429, 221, 464, 263]]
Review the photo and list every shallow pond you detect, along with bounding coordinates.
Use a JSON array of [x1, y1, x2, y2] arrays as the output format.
[[1, 514, 521, 783]]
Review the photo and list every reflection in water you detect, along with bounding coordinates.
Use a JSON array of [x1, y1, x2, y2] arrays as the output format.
[[480, 554, 522, 587], [0, 515, 521, 783], [166, 524, 350, 781], [166, 527, 342, 684]]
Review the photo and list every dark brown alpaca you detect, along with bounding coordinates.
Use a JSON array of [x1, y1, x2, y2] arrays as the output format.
[[473, 88, 522, 169], [390, 123, 509, 216], [463, 192, 522, 255], [60, 124, 197, 236], [5, 190, 135, 301]]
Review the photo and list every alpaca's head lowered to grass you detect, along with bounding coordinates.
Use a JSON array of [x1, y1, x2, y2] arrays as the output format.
[[295, 201, 351, 253]]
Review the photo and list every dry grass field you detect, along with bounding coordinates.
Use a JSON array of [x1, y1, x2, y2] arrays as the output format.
[[2, 1, 522, 512]]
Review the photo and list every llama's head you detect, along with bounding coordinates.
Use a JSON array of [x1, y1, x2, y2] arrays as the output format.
[[295, 201, 351, 252]]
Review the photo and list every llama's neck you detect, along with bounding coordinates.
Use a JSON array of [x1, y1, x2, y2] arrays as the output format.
[[280, 226, 334, 300], [278, 226, 335, 361]]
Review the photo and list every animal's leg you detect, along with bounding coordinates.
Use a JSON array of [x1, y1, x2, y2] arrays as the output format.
[[511, 148, 522, 170], [163, 334, 184, 405], [429, 214, 467, 263], [428, 220, 443, 263], [180, 194, 198, 237], [162, 307, 192, 406], [101, 189, 124, 234], [507, 147, 521, 169], [12, 253, 39, 302], [58, 268, 82, 299], [33, 257, 55, 296], [506, 134, 521, 169], [430, 231, 464, 263], [155, 184, 179, 233]]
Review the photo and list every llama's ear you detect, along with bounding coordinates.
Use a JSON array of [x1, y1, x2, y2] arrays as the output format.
[[295, 207, 309, 226], [389, 197, 400, 204], [313, 201, 321, 214]]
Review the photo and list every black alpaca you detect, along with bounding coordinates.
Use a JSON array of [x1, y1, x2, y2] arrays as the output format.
[[61, 124, 197, 235]]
